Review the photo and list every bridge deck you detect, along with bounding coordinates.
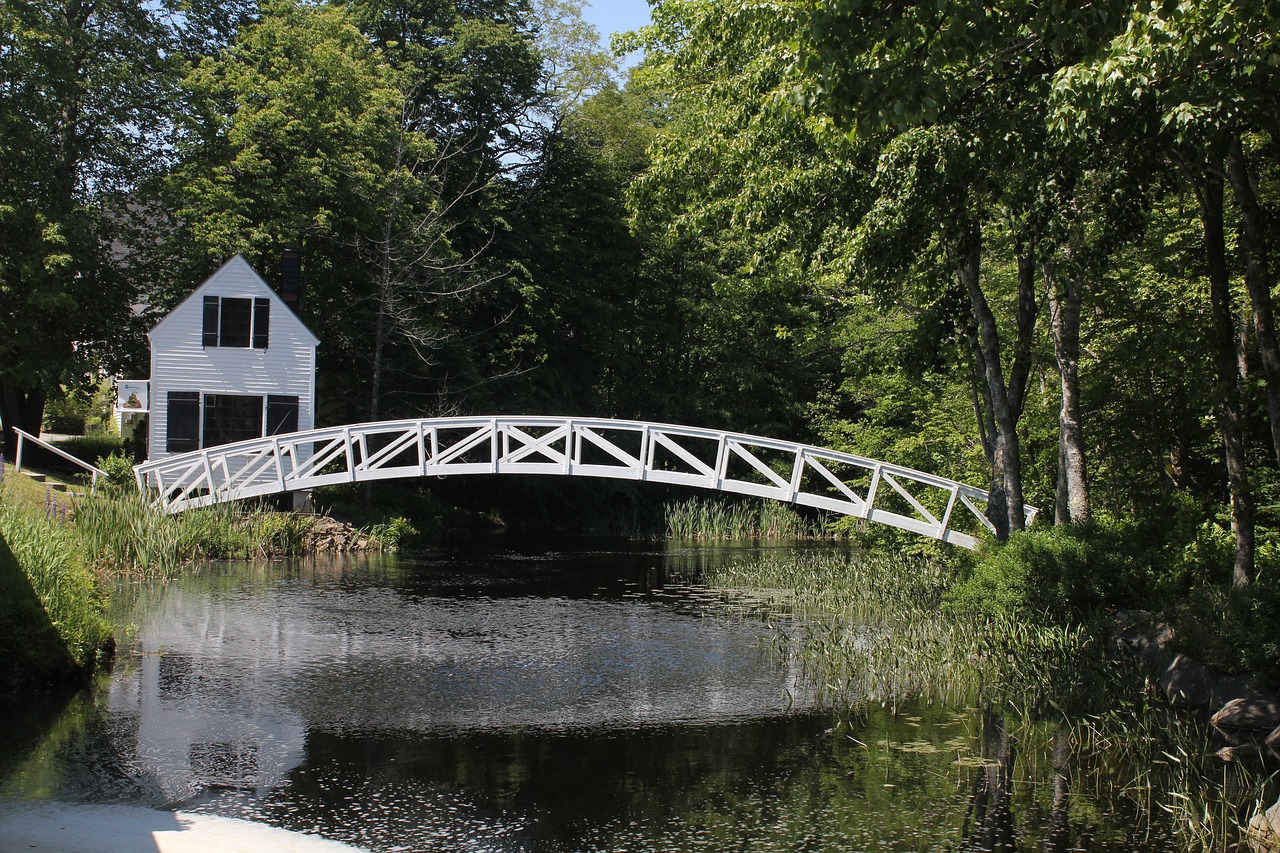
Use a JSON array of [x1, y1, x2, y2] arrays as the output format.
[[133, 416, 1035, 549]]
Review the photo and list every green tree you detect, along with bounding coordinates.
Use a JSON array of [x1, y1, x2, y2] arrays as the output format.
[[0, 0, 175, 454], [1047, 0, 1280, 585], [168, 0, 453, 423]]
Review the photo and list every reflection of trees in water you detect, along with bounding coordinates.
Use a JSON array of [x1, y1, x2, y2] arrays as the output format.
[[962, 712, 1075, 850], [959, 712, 1073, 853], [0, 684, 169, 806], [1043, 727, 1072, 853], [962, 710, 1018, 852]]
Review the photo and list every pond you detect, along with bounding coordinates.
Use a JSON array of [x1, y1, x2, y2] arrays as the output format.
[[0, 539, 1209, 851]]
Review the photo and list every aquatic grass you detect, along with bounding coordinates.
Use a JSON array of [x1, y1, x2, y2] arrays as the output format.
[[665, 497, 823, 540], [1052, 702, 1280, 853], [701, 548, 1278, 852], [72, 491, 323, 577], [701, 550, 1118, 713]]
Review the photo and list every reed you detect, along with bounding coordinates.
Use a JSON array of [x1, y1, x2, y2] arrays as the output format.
[[665, 496, 822, 540], [703, 551, 1114, 713], [1057, 703, 1280, 852], [72, 491, 317, 577], [702, 549, 1278, 852]]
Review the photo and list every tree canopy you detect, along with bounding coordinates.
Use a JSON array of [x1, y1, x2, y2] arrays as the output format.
[[3, 0, 1280, 594]]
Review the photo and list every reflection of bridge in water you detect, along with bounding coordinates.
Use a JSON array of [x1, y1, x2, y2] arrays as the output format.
[[134, 416, 1036, 549]]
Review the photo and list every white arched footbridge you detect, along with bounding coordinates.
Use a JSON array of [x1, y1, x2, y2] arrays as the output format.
[[133, 416, 1036, 549]]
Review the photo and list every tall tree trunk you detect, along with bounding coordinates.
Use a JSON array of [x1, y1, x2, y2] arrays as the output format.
[[0, 383, 48, 460], [960, 227, 1026, 538], [1226, 136, 1280, 467], [1044, 258, 1091, 525], [967, 320, 1008, 538], [1189, 161, 1254, 587], [1007, 249, 1038, 421]]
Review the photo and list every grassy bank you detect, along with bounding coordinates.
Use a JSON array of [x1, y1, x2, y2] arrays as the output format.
[[0, 466, 113, 689]]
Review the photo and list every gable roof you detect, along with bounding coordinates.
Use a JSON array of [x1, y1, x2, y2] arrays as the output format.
[[147, 254, 320, 346]]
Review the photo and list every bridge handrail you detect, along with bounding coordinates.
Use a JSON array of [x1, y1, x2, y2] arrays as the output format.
[[133, 415, 1037, 548], [12, 427, 107, 493]]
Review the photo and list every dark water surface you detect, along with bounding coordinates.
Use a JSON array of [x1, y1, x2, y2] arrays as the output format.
[[0, 540, 1186, 851]]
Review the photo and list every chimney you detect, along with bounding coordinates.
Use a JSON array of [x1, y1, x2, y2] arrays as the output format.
[[280, 248, 302, 314]]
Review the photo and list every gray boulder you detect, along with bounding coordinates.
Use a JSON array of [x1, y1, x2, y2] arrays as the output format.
[[1249, 797, 1280, 853], [1159, 654, 1251, 709], [1211, 697, 1280, 733]]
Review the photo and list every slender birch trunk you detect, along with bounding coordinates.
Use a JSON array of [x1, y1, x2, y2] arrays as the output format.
[[1044, 258, 1091, 525], [959, 227, 1026, 538]]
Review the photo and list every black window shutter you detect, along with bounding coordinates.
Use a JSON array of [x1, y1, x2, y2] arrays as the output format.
[[266, 395, 299, 436], [253, 298, 270, 348], [202, 296, 220, 347], [167, 392, 201, 452]]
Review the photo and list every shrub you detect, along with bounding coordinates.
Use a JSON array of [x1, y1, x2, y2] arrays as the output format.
[[95, 451, 137, 491], [369, 516, 418, 551], [947, 523, 1149, 620]]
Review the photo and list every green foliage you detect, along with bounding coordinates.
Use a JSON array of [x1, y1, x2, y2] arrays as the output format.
[[95, 451, 137, 491], [367, 516, 417, 551], [703, 550, 1117, 713], [43, 394, 89, 435], [1174, 575, 1280, 693], [947, 524, 1149, 621], [0, 485, 113, 687], [43, 380, 116, 435], [0, 0, 174, 438], [72, 493, 320, 577]]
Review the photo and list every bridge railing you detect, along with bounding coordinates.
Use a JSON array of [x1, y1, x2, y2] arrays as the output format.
[[133, 416, 1036, 549]]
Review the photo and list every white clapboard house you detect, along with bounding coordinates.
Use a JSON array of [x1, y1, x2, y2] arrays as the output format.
[[147, 254, 318, 465]]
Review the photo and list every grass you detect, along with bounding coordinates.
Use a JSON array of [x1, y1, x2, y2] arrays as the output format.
[[665, 496, 826, 540], [1057, 703, 1280, 853], [0, 462, 113, 688], [71, 491, 387, 578], [701, 550, 1114, 713]]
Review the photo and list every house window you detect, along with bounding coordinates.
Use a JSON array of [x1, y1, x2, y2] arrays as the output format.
[[266, 395, 299, 436], [203, 394, 264, 447], [166, 392, 201, 453], [203, 295, 270, 348]]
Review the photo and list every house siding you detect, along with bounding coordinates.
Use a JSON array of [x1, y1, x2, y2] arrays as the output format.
[[148, 256, 318, 463]]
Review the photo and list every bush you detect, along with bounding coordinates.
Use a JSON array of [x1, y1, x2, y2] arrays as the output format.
[[1174, 575, 1280, 692], [96, 451, 137, 491], [947, 523, 1149, 620], [369, 515, 418, 551]]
